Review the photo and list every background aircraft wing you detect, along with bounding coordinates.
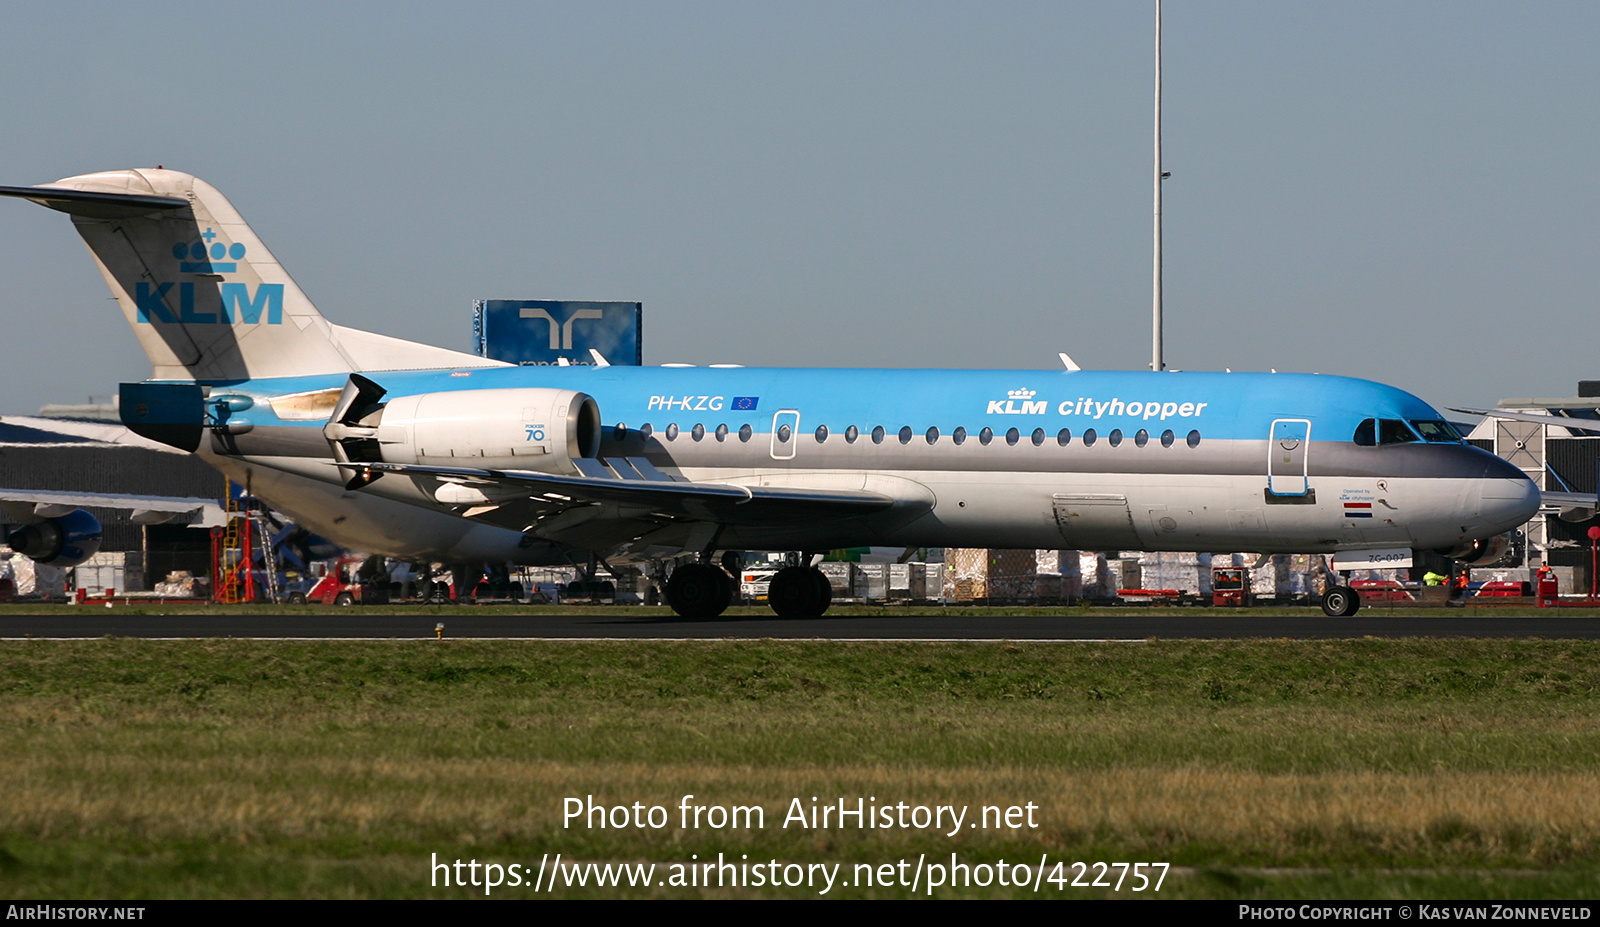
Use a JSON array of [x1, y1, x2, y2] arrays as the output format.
[[1539, 489, 1599, 523], [1450, 407, 1600, 434], [0, 488, 226, 527]]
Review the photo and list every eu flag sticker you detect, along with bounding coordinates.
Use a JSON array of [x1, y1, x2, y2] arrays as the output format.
[[731, 397, 759, 411]]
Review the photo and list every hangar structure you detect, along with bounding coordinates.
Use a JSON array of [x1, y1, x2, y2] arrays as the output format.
[[1465, 380, 1600, 586]]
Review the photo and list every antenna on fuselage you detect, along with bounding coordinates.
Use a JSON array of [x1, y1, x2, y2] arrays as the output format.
[[1152, 0, 1169, 372]]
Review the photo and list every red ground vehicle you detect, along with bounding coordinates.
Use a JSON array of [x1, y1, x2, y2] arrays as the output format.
[[1475, 581, 1532, 597], [1212, 567, 1250, 607], [293, 557, 390, 606], [1349, 579, 1414, 603]]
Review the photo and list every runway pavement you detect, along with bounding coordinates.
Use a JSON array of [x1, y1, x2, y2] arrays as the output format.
[[1, 611, 1598, 640]]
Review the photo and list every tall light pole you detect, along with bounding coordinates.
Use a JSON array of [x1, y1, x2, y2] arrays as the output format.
[[1152, 0, 1165, 372]]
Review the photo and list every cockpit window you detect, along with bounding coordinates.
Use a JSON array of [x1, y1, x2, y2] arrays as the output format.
[[1354, 418, 1425, 446], [1409, 419, 1462, 444], [1379, 419, 1420, 445]]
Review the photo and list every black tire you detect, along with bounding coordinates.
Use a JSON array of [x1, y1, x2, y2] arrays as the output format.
[[334, 591, 355, 607], [811, 567, 833, 617], [665, 563, 732, 618], [1321, 585, 1360, 617], [769, 566, 832, 618]]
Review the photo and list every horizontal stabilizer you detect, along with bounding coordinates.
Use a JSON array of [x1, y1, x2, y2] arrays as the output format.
[[0, 185, 188, 219]]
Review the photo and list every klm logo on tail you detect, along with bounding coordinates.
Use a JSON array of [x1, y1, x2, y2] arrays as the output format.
[[136, 228, 283, 325]]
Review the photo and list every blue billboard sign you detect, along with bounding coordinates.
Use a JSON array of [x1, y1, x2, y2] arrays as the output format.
[[473, 299, 643, 366]]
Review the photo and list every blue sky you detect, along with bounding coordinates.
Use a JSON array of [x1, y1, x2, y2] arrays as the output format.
[[0, 1, 1593, 414]]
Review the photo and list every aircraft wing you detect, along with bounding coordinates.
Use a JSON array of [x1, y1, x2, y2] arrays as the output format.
[[365, 459, 902, 524], [358, 458, 924, 551], [0, 488, 226, 527]]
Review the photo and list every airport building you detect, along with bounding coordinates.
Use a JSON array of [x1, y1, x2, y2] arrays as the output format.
[[1464, 380, 1600, 591]]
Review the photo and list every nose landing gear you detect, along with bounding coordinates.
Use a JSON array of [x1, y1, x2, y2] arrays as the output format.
[[1321, 584, 1361, 617]]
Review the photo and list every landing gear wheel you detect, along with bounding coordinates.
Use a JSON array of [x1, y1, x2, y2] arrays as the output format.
[[1321, 585, 1361, 618], [769, 566, 832, 618], [665, 563, 732, 618]]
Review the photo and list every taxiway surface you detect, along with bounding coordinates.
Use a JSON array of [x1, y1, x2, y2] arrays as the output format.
[[1, 612, 1597, 639]]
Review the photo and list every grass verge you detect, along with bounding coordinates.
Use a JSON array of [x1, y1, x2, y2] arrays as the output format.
[[1, 638, 1598, 897]]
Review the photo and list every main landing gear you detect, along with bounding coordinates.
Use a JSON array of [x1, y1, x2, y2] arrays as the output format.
[[664, 562, 734, 619], [661, 555, 835, 619], [767, 565, 832, 618]]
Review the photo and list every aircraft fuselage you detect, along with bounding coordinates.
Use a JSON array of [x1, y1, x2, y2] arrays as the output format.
[[190, 365, 1539, 564]]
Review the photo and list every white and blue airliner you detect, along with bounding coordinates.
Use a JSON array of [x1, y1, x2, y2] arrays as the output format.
[[0, 169, 1540, 618]]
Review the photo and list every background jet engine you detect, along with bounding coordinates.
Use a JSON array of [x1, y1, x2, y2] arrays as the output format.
[[1438, 533, 1514, 566], [375, 388, 602, 474], [6, 509, 103, 567]]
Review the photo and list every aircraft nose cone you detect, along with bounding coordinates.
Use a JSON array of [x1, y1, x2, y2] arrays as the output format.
[[1477, 459, 1541, 533]]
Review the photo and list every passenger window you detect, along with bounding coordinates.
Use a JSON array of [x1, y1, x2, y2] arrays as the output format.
[[1353, 419, 1376, 446], [1057, 428, 1071, 446], [613, 423, 628, 441], [738, 424, 752, 442], [1083, 428, 1097, 447], [715, 424, 729, 442], [925, 426, 939, 445], [815, 424, 828, 442], [1135, 428, 1149, 447], [1108, 429, 1123, 447], [776, 424, 791, 442], [845, 425, 859, 443], [872, 426, 886, 445], [1187, 429, 1201, 448], [1160, 429, 1175, 448], [640, 423, 654, 438], [899, 426, 913, 445], [979, 427, 994, 446], [953, 427, 967, 445], [1005, 427, 1020, 446], [691, 423, 705, 441]]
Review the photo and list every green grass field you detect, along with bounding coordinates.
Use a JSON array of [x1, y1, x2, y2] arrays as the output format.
[[2, 636, 1598, 898]]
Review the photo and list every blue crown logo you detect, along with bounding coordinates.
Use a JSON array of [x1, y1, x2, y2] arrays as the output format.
[[171, 227, 247, 273]]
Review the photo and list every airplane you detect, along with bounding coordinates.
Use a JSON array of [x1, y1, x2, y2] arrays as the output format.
[[0, 168, 1542, 618]]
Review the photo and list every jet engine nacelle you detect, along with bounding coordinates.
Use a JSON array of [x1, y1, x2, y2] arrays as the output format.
[[1439, 533, 1513, 566], [7, 509, 103, 567], [375, 388, 602, 475]]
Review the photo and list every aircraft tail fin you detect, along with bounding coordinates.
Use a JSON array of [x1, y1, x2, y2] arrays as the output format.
[[0, 169, 497, 381]]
